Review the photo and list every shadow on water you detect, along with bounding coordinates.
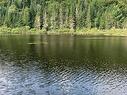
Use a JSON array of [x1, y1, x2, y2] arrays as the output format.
[[0, 35, 127, 95]]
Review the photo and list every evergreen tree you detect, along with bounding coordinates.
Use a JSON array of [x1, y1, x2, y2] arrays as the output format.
[[1, 0, 127, 30]]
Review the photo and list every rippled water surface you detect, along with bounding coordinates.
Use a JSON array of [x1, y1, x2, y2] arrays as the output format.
[[0, 35, 127, 95]]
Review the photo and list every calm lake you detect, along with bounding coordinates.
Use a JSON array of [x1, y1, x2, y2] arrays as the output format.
[[0, 35, 127, 95]]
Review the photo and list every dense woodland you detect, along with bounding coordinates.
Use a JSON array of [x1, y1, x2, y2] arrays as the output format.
[[1, 0, 127, 31]]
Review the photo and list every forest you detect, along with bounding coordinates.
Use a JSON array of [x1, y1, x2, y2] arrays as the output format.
[[1, 0, 127, 32]]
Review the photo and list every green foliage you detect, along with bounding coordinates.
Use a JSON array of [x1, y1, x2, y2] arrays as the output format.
[[22, 7, 30, 26], [0, 26, 11, 33], [1, 0, 127, 31]]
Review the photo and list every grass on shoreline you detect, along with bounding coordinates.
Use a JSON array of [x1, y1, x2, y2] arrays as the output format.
[[0, 26, 127, 36]]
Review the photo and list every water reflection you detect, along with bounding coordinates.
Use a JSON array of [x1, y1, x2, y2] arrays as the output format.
[[0, 35, 127, 95]]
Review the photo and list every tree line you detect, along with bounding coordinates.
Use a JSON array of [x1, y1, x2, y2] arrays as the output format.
[[0, 0, 127, 32]]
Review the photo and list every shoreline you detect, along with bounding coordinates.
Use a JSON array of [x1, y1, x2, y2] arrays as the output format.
[[0, 32, 127, 37], [0, 27, 127, 37]]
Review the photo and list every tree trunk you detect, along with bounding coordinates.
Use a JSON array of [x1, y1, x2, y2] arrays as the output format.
[[34, 15, 40, 30], [43, 10, 48, 32]]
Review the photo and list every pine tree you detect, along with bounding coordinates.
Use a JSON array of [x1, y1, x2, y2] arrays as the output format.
[[1, 0, 127, 30]]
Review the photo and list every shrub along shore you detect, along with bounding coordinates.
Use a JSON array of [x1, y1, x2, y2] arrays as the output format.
[[0, 26, 127, 36]]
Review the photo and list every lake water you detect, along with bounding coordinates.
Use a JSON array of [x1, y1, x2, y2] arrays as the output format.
[[0, 35, 127, 95]]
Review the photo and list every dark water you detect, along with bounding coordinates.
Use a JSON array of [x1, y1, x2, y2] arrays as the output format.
[[0, 35, 127, 95]]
